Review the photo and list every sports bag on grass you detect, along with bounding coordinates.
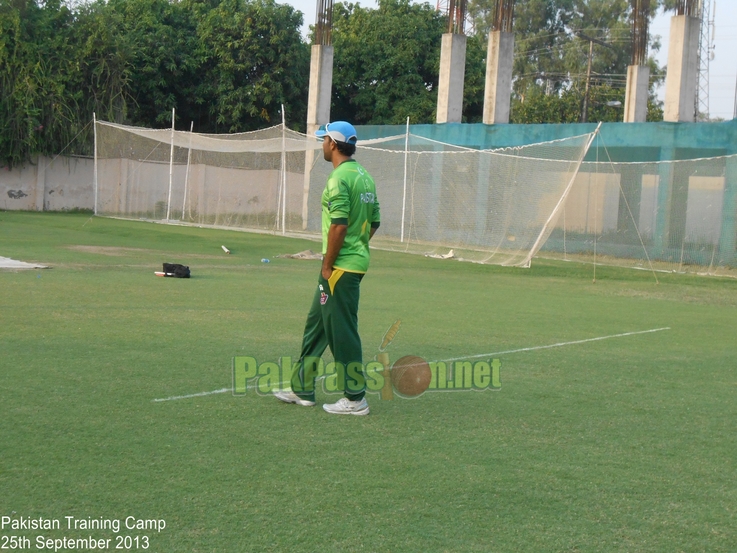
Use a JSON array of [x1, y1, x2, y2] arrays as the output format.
[[162, 263, 190, 278]]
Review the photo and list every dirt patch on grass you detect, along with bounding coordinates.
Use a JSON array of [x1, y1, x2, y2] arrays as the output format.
[[68, 246, 158, 256], [67, 245, 229, 260]]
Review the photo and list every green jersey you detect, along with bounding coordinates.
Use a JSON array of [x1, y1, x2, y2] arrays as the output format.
[[321, 159, 380, 273]]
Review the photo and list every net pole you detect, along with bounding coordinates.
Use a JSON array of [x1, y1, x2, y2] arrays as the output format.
[[302, 148, 314, 231], [181, 120, 194, 221], [93, 113, 98, 216], [521, 123, 602, 267], [275, 116, 283, 231], [166, 107, 175, 221], [593, 133, 598, 283], [275, 172, 282, 231], [281, 104, 287, 235], [400, 116, 409, 242]]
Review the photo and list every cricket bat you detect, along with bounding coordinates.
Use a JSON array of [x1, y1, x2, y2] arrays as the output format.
[[378, 319, 401, 400]]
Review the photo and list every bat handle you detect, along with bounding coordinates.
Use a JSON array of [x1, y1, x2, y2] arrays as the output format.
[[377, 352, 393, 401]]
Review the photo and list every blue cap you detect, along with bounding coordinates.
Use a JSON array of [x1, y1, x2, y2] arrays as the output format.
[[315, 121, 358, 145]]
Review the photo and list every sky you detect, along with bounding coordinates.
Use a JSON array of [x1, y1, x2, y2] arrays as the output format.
[[285, 0, 737, 120]]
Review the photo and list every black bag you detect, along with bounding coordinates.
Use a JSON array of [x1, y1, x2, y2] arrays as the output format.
[[163, 263, 190, 278]]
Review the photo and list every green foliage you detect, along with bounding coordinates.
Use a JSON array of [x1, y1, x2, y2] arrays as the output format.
[[193, 0, 309, 132], [510, 84, 611, 123], [462, 34, 487, 123], [330, 0, 445, 125], [1, 0, 88, 166], [510, 84, 664, 123], [73, 1, 134, 124], [102, 0, 197, 128], [468, 0, 668, 123], [0, 0, 309, 167]]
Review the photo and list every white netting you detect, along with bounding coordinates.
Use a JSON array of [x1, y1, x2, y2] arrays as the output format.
[[95, 121, 317, 229], [94, 120, 594, 267], [306, 134, 595, 266], [546, 152, 737, 276]]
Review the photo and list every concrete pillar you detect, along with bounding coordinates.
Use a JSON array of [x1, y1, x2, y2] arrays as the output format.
[[427, 142, 445, 235], [436, 33, 467, 124], [474, 153, 491, 241], [306, 44, 333, 135], [616, 165, 643, 240], [624, 65, 650, 122], [718, 157, 737, 265], [483, 31, 514, 124], [303, 44, 333, 229], [653, 148, 674, 257], [653, 148, 689, 260], [663, 15, 700, 122]]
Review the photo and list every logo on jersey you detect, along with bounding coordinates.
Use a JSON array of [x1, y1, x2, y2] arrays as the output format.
[[360, 192, 376, 204], [320, 292, 329, 305]]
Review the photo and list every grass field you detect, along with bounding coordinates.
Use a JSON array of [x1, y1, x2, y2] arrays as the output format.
[[1, 211, 736, 552]]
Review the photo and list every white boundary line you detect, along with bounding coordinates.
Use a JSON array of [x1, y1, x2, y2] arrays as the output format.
[[443, 327, 671, 362], [152, 327, 670, 402], [153, 388, 230, 402]]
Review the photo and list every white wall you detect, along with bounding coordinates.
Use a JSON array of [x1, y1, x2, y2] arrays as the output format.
[[0, 156, 94, 211]]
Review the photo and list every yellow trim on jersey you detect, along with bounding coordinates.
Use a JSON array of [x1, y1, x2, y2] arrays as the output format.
[[333, 266, 367, 275]]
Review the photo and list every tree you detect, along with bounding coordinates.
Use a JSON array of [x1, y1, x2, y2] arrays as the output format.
[[0, 0, 146, 167], [193, 0, 309, 132], [102, 0, 199, 128], [509, 83, 663, 123], [462, 34, 488, 123], [329, 0, 446, 125], [467, 0, 669, 123], [0, 0, 310, 166], [73, 0, 134, 125], [100, 0, 309, 132]]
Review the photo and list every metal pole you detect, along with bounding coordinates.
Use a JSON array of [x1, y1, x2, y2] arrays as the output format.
[[166, 107, 175, 221], [582, 40, 593, 123], [400, 116, 410, 243], [182, 120, 194, 221], [93, 112, 98, 216], [281, 104, 287, 235]]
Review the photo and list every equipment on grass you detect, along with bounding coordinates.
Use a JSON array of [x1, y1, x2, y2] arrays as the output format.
[[221, 245, 231, 254], [391, 355, 432, 398], [377, 319, 402, 401], [161, 263, 190, 278]]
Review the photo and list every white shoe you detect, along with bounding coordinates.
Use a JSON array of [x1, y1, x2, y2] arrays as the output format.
[[273, 389, 316, 407], [322, 397, 370, 416]]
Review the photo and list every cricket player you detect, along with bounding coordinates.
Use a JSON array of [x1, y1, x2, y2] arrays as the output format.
[[274, 121, 380, 415]]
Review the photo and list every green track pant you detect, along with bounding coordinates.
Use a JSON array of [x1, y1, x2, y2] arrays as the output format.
[[291, 269, 365, 402]]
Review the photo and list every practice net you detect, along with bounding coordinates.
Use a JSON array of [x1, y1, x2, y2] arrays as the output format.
[[94, 120, 595, 268], [541, 151, 737, 276]]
